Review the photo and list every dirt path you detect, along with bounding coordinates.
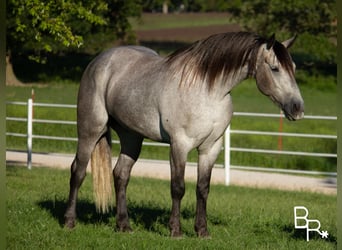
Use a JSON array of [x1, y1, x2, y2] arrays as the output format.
[[6, 151, 336, 195]]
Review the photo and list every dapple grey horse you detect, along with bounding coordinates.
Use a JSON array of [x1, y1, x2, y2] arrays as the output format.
[[64, 32, 304, 237]]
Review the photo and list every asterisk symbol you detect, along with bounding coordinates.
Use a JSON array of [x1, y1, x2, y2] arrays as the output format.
[[320, 230, 329, 239]]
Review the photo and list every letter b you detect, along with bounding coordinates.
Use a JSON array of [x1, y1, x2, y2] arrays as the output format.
[[294, 206, 309, 229]]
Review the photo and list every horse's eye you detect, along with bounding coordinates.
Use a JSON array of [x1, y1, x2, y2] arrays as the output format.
[[269, 64, 279, 72]]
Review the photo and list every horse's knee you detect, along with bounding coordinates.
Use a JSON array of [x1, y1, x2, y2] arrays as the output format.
[[171, 180, 185, 199], [196, 182, 210, 200], [69, 159, 87, 187], [113, 167, 130, 188]]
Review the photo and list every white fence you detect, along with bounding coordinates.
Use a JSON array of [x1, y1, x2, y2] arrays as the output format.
[[6, 99, 337, 185]]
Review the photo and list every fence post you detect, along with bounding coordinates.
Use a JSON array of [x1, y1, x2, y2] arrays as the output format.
[[278, 110, 283, 151], [224, 125, 231, 185], [27, 98, 33, 170]]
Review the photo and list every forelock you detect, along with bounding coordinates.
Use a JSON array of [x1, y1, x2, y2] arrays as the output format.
[[272, 41, 295, 76]]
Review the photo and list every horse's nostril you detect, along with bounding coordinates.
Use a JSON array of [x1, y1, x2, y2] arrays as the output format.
[[293, 100, 303, 113], [290, 100, 304, 120], [293, 103, 299, 112]]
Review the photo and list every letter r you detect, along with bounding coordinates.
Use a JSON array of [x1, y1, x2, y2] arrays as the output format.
[[294, 206, 309, 229]]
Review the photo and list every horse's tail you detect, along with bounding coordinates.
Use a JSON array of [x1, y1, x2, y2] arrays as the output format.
[[91, 129, 114, 213]]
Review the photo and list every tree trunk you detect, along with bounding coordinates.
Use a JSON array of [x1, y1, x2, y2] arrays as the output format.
[[162, 1, 168, 14], [6, 54, 23, 86]]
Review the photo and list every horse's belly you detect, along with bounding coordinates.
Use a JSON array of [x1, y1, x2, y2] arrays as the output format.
[[109, 104, 167, 143]]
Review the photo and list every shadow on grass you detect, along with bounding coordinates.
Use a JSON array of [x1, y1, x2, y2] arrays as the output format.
[[282, 224, 337, 244], [37, 198, 172, 231], [37, 199, 112, 227], [38, 197, 225, 234]]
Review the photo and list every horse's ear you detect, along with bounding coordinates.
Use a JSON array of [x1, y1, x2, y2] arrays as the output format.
[[266, 33, 276, 50], [282, 34, 297, 49]]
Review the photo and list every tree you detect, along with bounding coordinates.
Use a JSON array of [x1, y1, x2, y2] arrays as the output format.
[[6, 0, 142, 85]]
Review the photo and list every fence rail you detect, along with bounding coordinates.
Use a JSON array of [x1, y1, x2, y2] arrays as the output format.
[[6, 100, 337, 184]]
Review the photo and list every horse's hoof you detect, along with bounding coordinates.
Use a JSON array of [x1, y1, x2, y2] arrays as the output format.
[[170, 230, 183, 238], [197, 229, 211, 238], [64, 217, 76, 229], [117, 224, 133, 233]]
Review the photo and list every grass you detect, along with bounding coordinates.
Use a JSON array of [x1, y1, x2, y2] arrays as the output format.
[[6, 165, 336, 249]]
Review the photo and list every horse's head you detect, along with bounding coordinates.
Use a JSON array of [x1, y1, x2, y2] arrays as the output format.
[[255, 34, 304, 121]]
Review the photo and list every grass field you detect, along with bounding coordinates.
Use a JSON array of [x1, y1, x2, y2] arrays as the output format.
[[6, 166, 336, 249]]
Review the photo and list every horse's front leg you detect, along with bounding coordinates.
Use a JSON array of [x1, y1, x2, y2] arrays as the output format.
[[195, 137, 223, 237], [169, 142, 188, 237]]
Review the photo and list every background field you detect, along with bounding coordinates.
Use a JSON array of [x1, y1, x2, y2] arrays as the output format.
[[6, 166, 337, 249]]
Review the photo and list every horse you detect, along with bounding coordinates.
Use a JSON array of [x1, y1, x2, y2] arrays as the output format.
[[64, 31, 304, 237]]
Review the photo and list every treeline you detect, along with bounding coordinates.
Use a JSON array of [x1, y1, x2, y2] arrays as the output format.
[[6, 0, 336, 85]]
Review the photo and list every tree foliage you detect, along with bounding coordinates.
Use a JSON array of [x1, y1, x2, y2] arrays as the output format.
[[7, 0, 142, 62]]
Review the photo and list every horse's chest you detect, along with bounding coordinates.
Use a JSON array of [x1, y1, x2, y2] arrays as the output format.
[[161, 95, 232, 144]]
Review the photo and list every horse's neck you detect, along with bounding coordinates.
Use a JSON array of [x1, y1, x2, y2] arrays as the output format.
[[231, 65, 250, 88], [212, 64, 250, 97]]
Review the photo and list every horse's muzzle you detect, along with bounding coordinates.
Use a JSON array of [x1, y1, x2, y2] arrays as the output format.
[[283, 99, 304, 121]]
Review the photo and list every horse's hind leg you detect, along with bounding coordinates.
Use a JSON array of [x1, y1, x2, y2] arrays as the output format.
[[64, 115, 108, 228], [64, 130, 108, 228], [64, 160, 86, 227], [113, 127, 143, 232], [64, 138, 95, 228]]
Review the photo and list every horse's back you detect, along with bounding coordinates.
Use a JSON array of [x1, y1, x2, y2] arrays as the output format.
[[79, 45, 161, 98], [82, 45, 159, 79]]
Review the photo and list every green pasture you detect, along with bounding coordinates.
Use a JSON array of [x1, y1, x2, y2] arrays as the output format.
[[6, 166, 336, 249], [6, 79, 336, 173]]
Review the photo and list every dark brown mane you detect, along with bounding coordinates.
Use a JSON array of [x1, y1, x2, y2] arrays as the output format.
[[165, 32, 265, 89], [165, 31, 293, 89]]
